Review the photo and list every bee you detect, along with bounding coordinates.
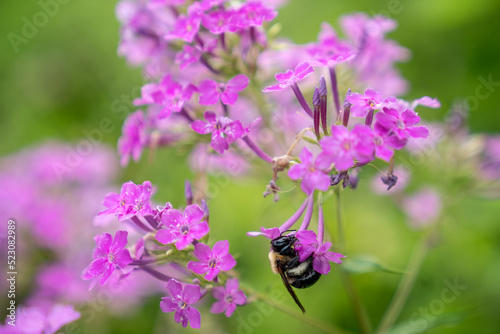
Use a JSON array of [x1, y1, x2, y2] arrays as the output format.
[[268, 233, 321, 313]]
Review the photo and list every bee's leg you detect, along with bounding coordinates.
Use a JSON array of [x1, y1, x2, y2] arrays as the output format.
[[284, 255, 301, 270]]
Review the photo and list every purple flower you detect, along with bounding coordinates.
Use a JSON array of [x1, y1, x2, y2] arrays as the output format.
[[403, 188, 442, 229], [246, 226, 280, 239], [346, 88, 387, 118], [160, 279, 202, 328], [164, 3, 202, 43], [155, 204, 209, 250], [198, 74, 249, 106], [230, 1, 277, 30], [175, 44, 202, 69], [375, 108, 429, 140], [187, 240, 237, 281], [202, 9, 235, 34], [288, 147, 331, 195], [191, 111, 245, 154], [84, 231, 133, 286], [99, 181, 154, 221], [317, 125, 366, 171], [5, 304, 80, 334], [307, 22, 356, 67], [263, 61, 314, 92], [117, 110, 146, 167], [134, 75, 196, 119], [295, 230, 345, 275], [352, 124, 407, 162], [210, 278, 247, 317], [410, 96, 441, 109]]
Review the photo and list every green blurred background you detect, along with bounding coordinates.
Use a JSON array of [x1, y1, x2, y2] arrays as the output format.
[[1, 0, 500, 333]]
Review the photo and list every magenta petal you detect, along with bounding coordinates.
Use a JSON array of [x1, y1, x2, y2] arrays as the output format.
[[218, 254, 237, 271], [193, 242, 212, 261], [199, 91, 219, 105], [227, 74, 249, 92], [204, 111, 217, 124], [183, 284, 202, 304], [175, 236, 193, 250], [315, 152, 334, 169], [262, 83, 284, 92], [167, 279, 183, 297], [221, 91, 239, 105], [323, 251, 345, 264], [225, 278, 239, 293], [47, 305, 80, 333], [212, 240, 229, 257], [312, 256, 331, 275], [160, 297, 177, 313], [190, 221, 210, 240], [333, 151, 355, 171], [225, 303, 237, 317], [233, 290, 246, 305], [204, 268, 221, 281], [304, 171, 331, 192], [96, 233, 113, 255], [88, 258, 108, 276], [163, 209, 184, 227], [211, 130, 229, 154], [275, 69, 294, 82], [375, 145, 394, 162], [298, 147, 313, 165], [191, 120, 214, 135], [155, 229, 178, 245], [99, 264, 115, 285], [210, 300, 227, 314], [288, 163, 307, 180], [184, 204, 204, 225], [115, 249, 133, 268], [406, 126, 429, 138], [224, 121, 245, 139], [185, 307, 201, 329], [401, 109, 421, 126], [211, 286, 226, 300], [111, 230, 128, 253]]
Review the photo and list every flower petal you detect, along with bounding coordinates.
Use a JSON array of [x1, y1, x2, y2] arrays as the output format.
[[190, 221, 210, 240], [183, 284, 202, 305], [185, 307, 201, 329], [217, 254, 237, 271], [160, 297, 177, 313], [167, 279, 183, 298], [155, 229, 178, 245], [212, 240, 229, 257], [210, 300, 227, 314], [193, 242, 212, 261]]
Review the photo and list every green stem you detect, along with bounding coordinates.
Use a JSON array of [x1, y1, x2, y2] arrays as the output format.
[[375, 235, 429, 334], [335, 187, 372, 334], [240, 283, 354, 334]]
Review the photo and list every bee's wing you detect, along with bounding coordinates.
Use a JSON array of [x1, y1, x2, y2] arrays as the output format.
[[276, 264, 306, 314]]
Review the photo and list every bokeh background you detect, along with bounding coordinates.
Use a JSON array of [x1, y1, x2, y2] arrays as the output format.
[[1, 0, 500, 333]]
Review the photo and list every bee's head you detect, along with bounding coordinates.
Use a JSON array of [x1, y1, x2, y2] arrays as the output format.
[[270, 235, 297, 253]]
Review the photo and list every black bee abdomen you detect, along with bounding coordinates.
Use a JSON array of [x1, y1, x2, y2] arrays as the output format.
[[290, 268, 321, 289]]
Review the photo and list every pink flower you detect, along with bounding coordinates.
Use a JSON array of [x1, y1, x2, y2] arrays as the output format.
[[3, 304, 80, 334], [210, 278, 247, 317], [160, 279, 202, 328], [346, 88, 387, 118], [246, 226, 280, 239], [155, 204, 209, 250], [307, 22, 356, 67], [295, 230, 345, 275], [164, 3, 202, 43], [403, 188, 442, 229], [187, 240, 237, 281], [84, 231, 133, 286], [317, 125, 366, 171], [117, 110, 146, 166], [191, 111, 245, 154], [230, 1, 277, 30], [352, 124, 406, 162], [375, 108, 429, 140], [198, 74, 249, 106], [201, 8, 235, 34], [288, 147, 331, 195], [98, 181, 154, 221], [263, 61, 314, 92], [134, 76, 196, 119]]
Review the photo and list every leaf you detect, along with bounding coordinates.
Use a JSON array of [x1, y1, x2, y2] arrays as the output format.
[[341, 255, 406, 275], [387, 311, 468, 334], [302, 136, 319, 146]]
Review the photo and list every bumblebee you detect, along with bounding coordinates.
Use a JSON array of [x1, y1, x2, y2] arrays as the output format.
[[268, 234, 321, 313]]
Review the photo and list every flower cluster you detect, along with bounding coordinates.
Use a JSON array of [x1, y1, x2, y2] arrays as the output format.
[[83, 180, 245, 328]]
